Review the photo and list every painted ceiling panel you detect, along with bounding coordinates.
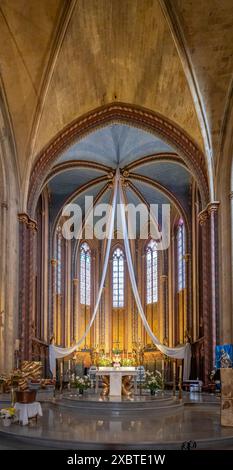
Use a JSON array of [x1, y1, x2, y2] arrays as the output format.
[[50, 180, 107, 224], [48, 168, 105, 196], [134, 161, 191, 207], [57, 124, 173, 167]]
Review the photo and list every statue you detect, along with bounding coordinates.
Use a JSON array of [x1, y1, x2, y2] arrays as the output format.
[[220, 348, 232, 368]]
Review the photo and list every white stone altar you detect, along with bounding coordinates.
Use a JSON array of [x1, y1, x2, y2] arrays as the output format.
[[96, 367, 137, 396]]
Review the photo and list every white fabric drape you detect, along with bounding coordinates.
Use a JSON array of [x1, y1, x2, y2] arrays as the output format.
[[49, 169, 191, 380], [118, 182, 191, 379], [49, 170, 119, 376]]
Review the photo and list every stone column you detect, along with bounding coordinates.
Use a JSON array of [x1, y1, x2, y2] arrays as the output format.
[[18, 213, 37, 361], [198, 209, 211, 383], [184, 253, 191, 336], [50, 259, 57, 339], [0, 202, 7, 371], [207, 202, 220, 360], [73, 278, 79, 341], [160, 275, 168, 342], [27, 218, 37, 359], [198, 203, 220, 383]]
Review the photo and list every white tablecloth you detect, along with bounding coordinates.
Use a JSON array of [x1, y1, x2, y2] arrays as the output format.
[[14, 402, 43, 425]]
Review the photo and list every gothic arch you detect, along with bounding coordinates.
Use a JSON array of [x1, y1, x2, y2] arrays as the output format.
[[27, 103, 210, 217]]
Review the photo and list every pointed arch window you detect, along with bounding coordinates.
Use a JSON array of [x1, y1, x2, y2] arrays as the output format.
[[177, 219, 186, 291], [112, 248, 124, 308], [80, 242, 91, 305], [146, 239, 158, 304]]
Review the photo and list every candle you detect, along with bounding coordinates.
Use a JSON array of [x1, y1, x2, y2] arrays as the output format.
[[179, 365, 182, 380], [173, 361, 176, 376], [68, 360, 71, 371], [60, 361, 63, 376]]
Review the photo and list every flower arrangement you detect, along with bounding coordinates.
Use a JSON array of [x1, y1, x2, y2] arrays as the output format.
[[0, 407, 16, 419], [74, 375, 91, 391], [121, 358, 136, 367], [98, 356, 112, 367], [145, 370, 163, 391]]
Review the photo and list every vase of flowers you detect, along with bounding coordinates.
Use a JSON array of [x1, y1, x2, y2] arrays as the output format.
[[74, 376, 91, 395], [145, 370, 162, 395], [0, 407, 16, 426], [121, 358, 136, 367], [98, 356, 112, 367]]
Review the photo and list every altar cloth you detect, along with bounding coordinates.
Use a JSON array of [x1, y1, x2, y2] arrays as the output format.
[[14, 402, 43, 425]]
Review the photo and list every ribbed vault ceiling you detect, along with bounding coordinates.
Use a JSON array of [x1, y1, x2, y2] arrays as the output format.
[[48, 124, 191, 227], [0, 0, 232, 190]]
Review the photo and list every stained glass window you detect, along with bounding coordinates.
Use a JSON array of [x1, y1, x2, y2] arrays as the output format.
[[80, 242, 91, 305], [177, 219, 186, 291], [146, 239, 158, 304], [112, 248, 124, 308]]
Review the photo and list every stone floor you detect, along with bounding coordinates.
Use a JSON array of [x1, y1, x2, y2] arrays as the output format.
[[0, 391, 232, 450]]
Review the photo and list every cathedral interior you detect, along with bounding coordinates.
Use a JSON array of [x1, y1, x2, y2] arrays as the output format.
[[0, 0, 233, 452]]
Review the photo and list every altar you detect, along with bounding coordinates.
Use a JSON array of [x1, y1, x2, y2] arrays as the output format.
[[96, 367, 137, 397]]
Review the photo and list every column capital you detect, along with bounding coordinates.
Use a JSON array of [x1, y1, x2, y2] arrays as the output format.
[[229, 191, 233, 200], [27, 218, 38, 232], [183, 253, 191, 262], [50, 259, 58, 267], [198, 209, 208, 225], [18, 213, 38, 231], [207, 201, 220, 214], [18, 213, 29, 224]]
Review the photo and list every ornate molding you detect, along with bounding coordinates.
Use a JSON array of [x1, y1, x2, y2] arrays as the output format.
[[18, 213, 38, 231], [27, 103, 209, 217], [198, 202, 220, 223], [198, 209, 208, 225], [50, 259, 58, 267], [207, 201, 220, 214]]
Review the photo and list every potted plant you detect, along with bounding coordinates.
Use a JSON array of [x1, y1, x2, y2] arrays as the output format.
[[74, 376, 91, 395], [145, 370, 162, 395]]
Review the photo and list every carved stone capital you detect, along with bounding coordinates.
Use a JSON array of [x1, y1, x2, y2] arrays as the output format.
[[51, 259, 58, 267], [183, 253, 191, 262], [207, 201, 220, 215], [18, 213, 29, 224], [27, 218, 38, 232], [18, 213, 38, 231], [198, 209, 208, 225]]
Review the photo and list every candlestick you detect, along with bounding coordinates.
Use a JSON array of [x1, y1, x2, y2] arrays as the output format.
[[179, 365, 182, 380], [173, 361, 176, 397], [60, 360, 63, 394], [162, 359, 165, 391], [178, 365, 182, 399]]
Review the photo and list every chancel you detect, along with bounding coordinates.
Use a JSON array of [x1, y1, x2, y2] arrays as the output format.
[[0, 0, 233, 452]]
